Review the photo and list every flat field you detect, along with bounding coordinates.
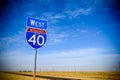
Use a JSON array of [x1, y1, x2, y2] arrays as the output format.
[[0, 71, 120, 80], [0, 72, 47, 80]]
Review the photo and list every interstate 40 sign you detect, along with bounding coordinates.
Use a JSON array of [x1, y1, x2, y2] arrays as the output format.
[[26, 17, 47, 48]]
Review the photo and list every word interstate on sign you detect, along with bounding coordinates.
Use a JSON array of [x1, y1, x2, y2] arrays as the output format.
[[27, 17, 47, 29], [28, 27, 46, 34]]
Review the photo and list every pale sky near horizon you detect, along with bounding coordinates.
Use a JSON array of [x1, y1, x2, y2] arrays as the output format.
[[0, 0, 120, 71]]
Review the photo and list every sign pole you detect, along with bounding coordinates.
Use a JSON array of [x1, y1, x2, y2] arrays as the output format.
[[33, 48, 37, 80], [26, 17, 47, 80]]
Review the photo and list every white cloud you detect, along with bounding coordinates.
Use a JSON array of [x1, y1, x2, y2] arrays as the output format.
[[0, 31, 26, 48], [96, 31, 102, 35], [41, 8, 91, 24], [45, 25, 70, 45], [64, 8, 91, 19], [39, 48, 108, 58], [26, 11, 36, 16], [80, 30, 88, 33], [42, 12, 65, 24], [54, 15, 65, 19], [47, 30, 67, 45], [76, 29, 88, 33], [36, 48, 120, 71], [1, 47, 119, 71], [43, 12, 56, 19]]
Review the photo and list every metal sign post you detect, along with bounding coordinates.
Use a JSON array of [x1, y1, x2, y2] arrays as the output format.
[[33, 48, 37, 80], [26, 17, 47, 80]]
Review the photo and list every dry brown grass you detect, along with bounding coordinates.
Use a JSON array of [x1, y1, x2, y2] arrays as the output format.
[[0, 72, 47, 80], [36, 72, 120, 80], [0, 71, 120, 80]]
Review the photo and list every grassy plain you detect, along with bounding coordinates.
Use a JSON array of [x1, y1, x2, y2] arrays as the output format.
[[0, 71, 120, 80], [37, 72, 120, 80], [0, 72, 47, 80]]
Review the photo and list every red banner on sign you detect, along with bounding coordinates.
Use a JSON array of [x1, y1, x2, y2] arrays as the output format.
[[27, 27, 46, 34]]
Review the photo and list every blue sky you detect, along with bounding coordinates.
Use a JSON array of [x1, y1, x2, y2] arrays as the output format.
[[0, 0, 120, 71]]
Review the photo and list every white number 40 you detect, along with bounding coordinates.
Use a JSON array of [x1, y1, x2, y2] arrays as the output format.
[[28, 34, 44, 46]]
